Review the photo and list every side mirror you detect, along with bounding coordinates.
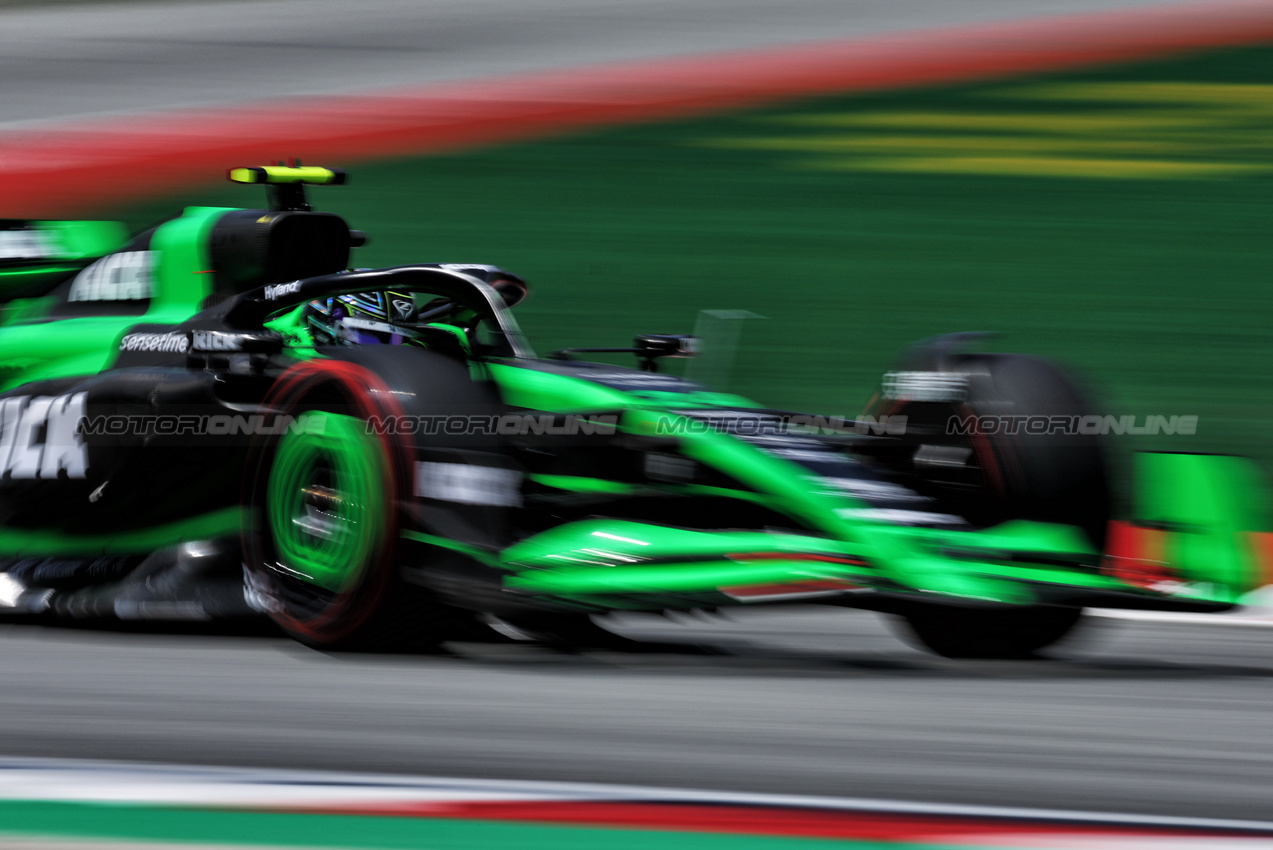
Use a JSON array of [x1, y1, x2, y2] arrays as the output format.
[[634, 334, 696, 371], [548, 333, 697, 371]]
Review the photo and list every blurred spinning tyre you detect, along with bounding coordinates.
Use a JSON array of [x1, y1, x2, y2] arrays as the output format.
[[901, 603, 1085, 659], [243, 360, 446, 650], [865, 352, 1110, 658]]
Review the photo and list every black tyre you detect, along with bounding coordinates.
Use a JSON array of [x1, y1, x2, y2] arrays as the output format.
[[900, 603, 1084, 659], [866, 350, 1111, 547], [862, 344, 1109, 658]]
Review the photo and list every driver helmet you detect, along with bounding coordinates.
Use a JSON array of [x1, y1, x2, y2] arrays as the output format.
[[303, 265, 527, 347]]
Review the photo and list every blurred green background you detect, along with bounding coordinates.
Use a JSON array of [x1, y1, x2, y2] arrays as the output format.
[[109, 44, 1273, 476]]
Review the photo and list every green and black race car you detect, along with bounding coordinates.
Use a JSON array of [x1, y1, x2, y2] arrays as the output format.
[[0, 166, 1265, 658]]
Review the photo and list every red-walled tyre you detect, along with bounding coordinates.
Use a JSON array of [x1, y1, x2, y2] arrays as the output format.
[[242, 358, 466, 650]]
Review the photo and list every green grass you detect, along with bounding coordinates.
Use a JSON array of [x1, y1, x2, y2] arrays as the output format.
[[110, 44, 1273, 478], [0, 800, 919, 850]]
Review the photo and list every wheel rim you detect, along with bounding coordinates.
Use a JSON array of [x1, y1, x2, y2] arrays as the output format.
[[266, 411, 389, 593]]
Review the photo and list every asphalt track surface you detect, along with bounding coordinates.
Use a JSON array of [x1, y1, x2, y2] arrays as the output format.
[[0, 610, 1269, 822], [0, 0, 1239, 129]]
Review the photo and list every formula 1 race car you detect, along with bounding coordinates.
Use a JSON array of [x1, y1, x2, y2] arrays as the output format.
[[0, 166, 1266, 658]]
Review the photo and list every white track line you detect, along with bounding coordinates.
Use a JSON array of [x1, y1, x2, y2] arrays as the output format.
[[1093, 587, 1273, 627]]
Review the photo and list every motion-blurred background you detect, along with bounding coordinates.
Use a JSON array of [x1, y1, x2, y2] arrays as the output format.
[[5, 0, 1271, 481]]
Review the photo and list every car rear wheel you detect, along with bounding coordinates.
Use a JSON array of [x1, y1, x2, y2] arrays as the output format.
[[243, 359, 465, 650]]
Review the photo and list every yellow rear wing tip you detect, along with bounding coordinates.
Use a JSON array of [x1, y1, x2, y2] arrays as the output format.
[[227, 166, 347, 186]]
